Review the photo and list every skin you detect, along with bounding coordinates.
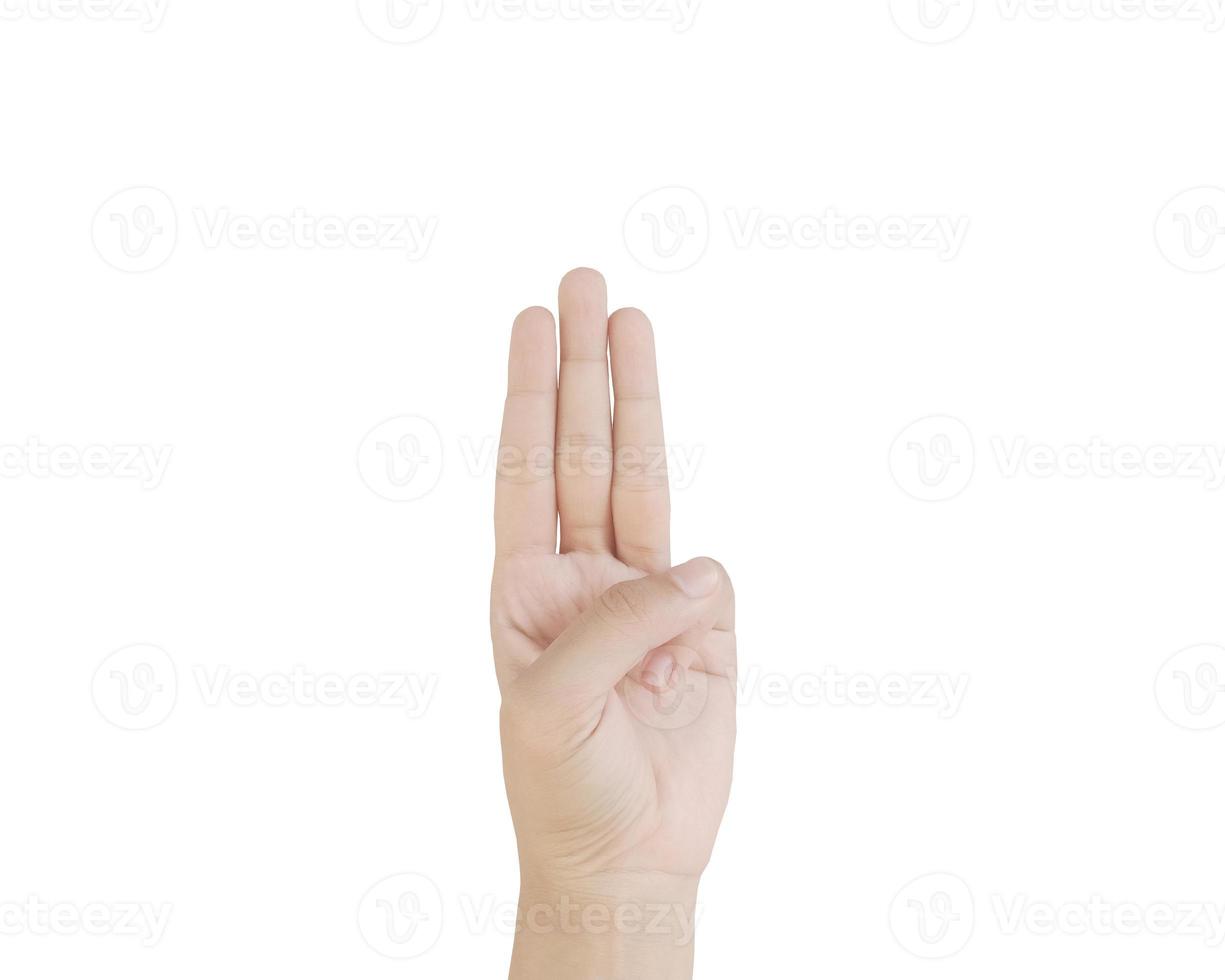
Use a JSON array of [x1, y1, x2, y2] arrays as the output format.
[[491, 269, 737, 978]]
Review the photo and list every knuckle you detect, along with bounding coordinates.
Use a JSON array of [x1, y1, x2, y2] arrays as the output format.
[[496, 443, 554, 484], [619, 542, 671, 569], [612, 447, 669, 490], [703, 557, 730, 584], [555, 437, 612, 479], [699, 557, 735, 605], [595, 581, 652, 630]]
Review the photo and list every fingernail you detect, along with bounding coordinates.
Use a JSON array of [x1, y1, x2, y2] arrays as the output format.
[[671, 558, 719, 598], [642, 649, 677, 691]]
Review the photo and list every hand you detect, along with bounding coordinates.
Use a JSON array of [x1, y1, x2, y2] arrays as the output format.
[[491, 269, 737, 978]]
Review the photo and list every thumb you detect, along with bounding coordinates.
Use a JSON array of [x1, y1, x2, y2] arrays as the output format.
[[520, 558, 728, 707]]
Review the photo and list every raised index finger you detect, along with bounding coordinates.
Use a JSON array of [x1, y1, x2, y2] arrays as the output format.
[[494, 306, 558, 558]]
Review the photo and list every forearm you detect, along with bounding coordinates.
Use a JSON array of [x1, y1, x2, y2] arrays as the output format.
[[509, 873, 699, 980]]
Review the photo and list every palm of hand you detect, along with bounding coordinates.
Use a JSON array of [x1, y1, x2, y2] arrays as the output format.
[[491, 271, 736, 885], [494, 550, 734, 878]]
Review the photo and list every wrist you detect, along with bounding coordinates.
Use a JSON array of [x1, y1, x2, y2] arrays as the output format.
[[510, 871, 699, 980]]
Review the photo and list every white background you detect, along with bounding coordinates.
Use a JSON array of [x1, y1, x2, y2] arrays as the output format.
[[2, 1, 1224, 977]]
